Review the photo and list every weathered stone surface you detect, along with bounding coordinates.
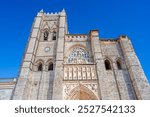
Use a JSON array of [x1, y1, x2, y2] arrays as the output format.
[[0, 10, 150, 100]]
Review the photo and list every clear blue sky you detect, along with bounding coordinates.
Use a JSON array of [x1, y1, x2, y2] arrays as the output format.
[[0, 0, 149, 82]]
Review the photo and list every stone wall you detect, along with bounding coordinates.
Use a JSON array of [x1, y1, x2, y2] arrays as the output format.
[[5, 10, 150, 100], [0, 79, 16, 100], [12, 10, 62, 100], [100, 40, 136, 99]]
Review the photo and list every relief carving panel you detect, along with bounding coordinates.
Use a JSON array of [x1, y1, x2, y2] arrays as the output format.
[[64, 65, 97, 80], [63, 82, 99, 100]]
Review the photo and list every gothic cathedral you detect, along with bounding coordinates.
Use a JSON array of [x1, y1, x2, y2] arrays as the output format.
[[0, 9, 150, 100]]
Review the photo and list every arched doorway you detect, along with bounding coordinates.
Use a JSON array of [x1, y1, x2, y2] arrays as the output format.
[[66, 85, 98, 100]]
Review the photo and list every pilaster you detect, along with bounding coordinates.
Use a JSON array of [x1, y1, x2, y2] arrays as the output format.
[[119, 36, 150, 99], [90, 30, 120, 100], [12, 11, 44, 100], [52, 9, 66, 99]]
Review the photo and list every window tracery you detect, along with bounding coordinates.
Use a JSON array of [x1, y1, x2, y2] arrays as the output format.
[[67, 48, 92, 64]]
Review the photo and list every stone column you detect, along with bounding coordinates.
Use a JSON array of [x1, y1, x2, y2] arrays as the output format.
[[12, 10, 44, 100], [52, 10, 66, 99], [90, 30, 120, 100], [119, 36, 150, 100]]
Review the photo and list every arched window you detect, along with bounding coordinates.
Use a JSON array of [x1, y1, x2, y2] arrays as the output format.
[[44, 31, 49, 41], [117, 59, 122, 70], [105, 60, 111, 70], [52, 31, 57, 40], [48, 62, 53, 71], [67, 47, 91, 64], [38, 63, 43, 71]]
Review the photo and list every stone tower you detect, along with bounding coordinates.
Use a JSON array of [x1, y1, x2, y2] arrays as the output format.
[[12, 9, 150, 100]]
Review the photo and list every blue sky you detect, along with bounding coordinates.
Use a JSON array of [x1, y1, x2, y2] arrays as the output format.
[[0, 0, 149, 82]]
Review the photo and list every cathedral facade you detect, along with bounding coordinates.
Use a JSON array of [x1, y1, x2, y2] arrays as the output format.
[[0, 9, 150, 100]]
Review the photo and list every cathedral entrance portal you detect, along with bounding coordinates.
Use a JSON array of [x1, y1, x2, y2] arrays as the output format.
[[66, 85, 98, 100], [64, 46, 99, 100]]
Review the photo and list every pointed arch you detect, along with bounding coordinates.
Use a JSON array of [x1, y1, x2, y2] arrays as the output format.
[[52, 31, 57, 40], [44, 30, 49, 41], [67, 47, 91, 64], [116, 58, 122, 70], [50, 23, 57, 30], [37, 62, 43, 71], [66, 85, 98, 100], [46, 59, 54, 71], [65, 44, 92, 64], [104, 59, 112, 70], [35, 59, 44, 71], [43, 22, 50, 30], [66, 44, 87, 55], [48, 62, 53, 71]]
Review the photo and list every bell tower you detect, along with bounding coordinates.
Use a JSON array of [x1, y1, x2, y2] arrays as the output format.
[[12, 9, 68, 100]]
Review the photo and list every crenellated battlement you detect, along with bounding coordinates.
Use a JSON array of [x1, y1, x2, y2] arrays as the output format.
[[65, 34, 89, 42], [38, 9, 63, 16], [100, 38, 118, 44]]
